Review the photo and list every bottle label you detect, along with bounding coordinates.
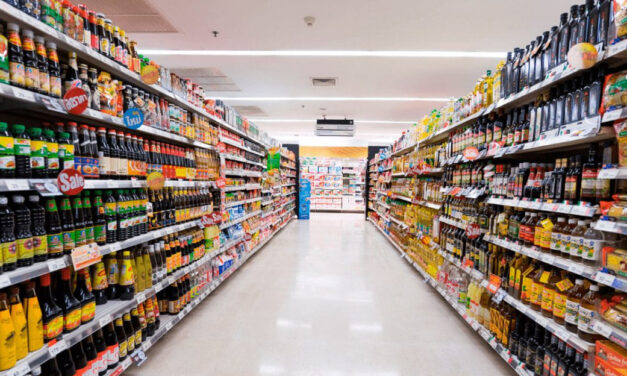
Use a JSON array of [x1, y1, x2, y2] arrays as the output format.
[[9, 61, 25, 86], [118, 339, 127, 359], [105, 202, 117, 216], [30, 139, 45, 170], [134, 330, 141, 346], [566, 236, 581, 257], [47, 233, 63, 255], [550, 232, 562, 251], [64, 307, 82, 331], [85, 225, 94, 243], [81, 301, 95, 323], [541, 286, 555, 312], [581, 238, 602, 261], [530, 281, 542, 306], [94, 224, 106, 244], [50, 76, 62, 98], [32, 235, 47, 257], [0, 155, 15, 171], [47, 156, 59, 170], [107, 220, 117, 231], [39, 71, 50, 94], [74, 227, 87, 245], [25, 65, 39, 90], [14, 138, 30, 156], [92, 264, 107, 290], [565, 300, 579, 325], [577, 306, 595, 333], [16, 237, 33, 261], [98, 155, 110, 176], [106, 260, 119, 285], [25, 298, 43, 352], [541, 228, 552, 249], [553, 292, 567, 319], [0, 135, 14, 156], [62, 230, 75, 251], [43, 315, 63, 340]]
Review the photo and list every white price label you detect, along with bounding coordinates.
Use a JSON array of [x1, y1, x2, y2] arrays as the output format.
[[109, 243, 121, 252], [567, 264, 585, 275], [6, 362, 30, 376], [177, 311, 184, 320], [557, 205, 572, 214], [47, 258, 67, 272], [136, 292, 146, 304], [595, 272, 616, 287], [122, 357, 133, 369], [6, 180, 30, 191], [555, 328, 571, 341], [106, 181, 119, 188], [165, 321, 173, 331], [0, 275, 10, 289], [536, 317, 548, 327], [541, 254, 556, 265], [131, 180, 142, 188], [99, 314, 112, 327], [592, 320, 613, 338], [142, 341, 151, 352], [168, 276, 176, 285], [598, 169, 620, 179], [48, 339, 68, 357], [12, 87, 36, 102]]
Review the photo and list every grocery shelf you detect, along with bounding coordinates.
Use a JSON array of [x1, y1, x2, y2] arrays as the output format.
[[483, 234, 627, 293], [418, 108, 487, 147], [593, 220, 627, 236], [223, 169, 263, 178], [219, 137, 265, 157], [390, 144, 416, 157], [223, 184, 261, 192], [597, 166, 627, 180], [222, 153, 265, 168], [0, 219, 203, 289], [591, 319, 627, 350], [163, 180, 216, 188], [486, 197, 598, 218], [219, 210, 262, 230], [224, 197, 262, 208]]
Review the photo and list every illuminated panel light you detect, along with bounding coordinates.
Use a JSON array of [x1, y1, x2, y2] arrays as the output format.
[[214, 96, 448, 102], [139, 49, 505, 58], [249, 119, 414, 124]]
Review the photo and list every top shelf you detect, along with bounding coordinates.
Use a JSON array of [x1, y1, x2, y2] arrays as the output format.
[[0, 2, 268, 148]]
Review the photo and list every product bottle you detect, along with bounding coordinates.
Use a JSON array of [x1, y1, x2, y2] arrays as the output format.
[[82, 191, 94, 244], [71, 196, 86, 247], [582, 223, 604, 265], [59, 197, 75, 254], [569, 220, 587, 261], [122, 312, 135, 353], [57, 132, 74, 170], [0, 292, 16, 371], [7, 23, 24, 88], [104, 252, 119, 300], [118, 250, 135, 300], [45, 198, 63, 258], [75, 268, 95, 324], [530, 265, 546, 311], [565, 279, 585, 333], [70, 342, 87, 376], [102, 322, 119, 369], [56, 349, 76, 376], [577, 284, 601, 342], [541, 268, 560, 318], [0, 25, 10, 85], [557, 12, 570, 64], [553, 275, 572, 325], [22, 281, 43, 352], [45, 42, 61, 98], [0, 122, 15, 179], [92, 190, 107, 246], [567, 5, 580, 51], [12, 124, 30, 178], [22, 29, 38, 92], [8, 287, 27, 360], [13, 195, 33, 267], [43, 129, 59, 178], [56, 267, 82, 332], [38, 274, 63, 342], [0, 196, 16, 272], [81, 336, 98, 376], [28, 195, 47, 263]]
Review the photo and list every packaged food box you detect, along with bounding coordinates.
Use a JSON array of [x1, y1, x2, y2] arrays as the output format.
[[603, 246, 627, 278], [596, 340, 627, 375]]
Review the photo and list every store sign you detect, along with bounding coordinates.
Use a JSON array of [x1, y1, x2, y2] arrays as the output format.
[[216, 177, 226, 188], [140, 65, 160, 85], [200, 213, 222, 228], [146, 172, 165, 190], [123, 107, 144, 130], [465, 223, 481, 239], [567, 43, 598, 70], [57, 168, 85, 195], [216, 142, 226, 153], [71, 243, 101, 270], [463, 146, 480, 161], [63, 87, 89, 115]]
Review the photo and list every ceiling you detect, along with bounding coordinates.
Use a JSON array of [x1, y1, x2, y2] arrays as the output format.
[[88, 0, 576, 145]]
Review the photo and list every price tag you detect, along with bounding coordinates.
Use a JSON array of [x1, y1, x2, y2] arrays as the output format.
[[536, 317, 548, 327], [177, 311, 185, 320], [130, 349, 148, 366], [121, 357, 133, 369], [595, 272, 616, 287], [165, 321, 173, 331], [598, 168, 620, 179], [90, 110, 105, 119], [555, 327, 571, 341], [541, 254, 556, 265], [470, 320, 480, 331], [109, 243, 121, 252], [557, 205, 572, 214], [142, 340, 151, 352], [168, 276, 176, 285], [6, 362, 30, 376], [47, 258, 67, 272], [136, 292, 146, 304], [12, 87, 36, 102], [6, 180, 30, 191], [107, 181, 119, 188], [592, 320, 613, 338], [495, 147, 508, 158], [99, 314, 112, 327], [567, 263, 585, 275], [0, 275, 10, 291], [48, 339, 68, 357], [39, 96, 66, 113], [131, 180, 142, 188], [571, 205, 594, 217]]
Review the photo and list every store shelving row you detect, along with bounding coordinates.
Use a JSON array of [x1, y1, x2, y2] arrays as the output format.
[[219, 137, 265, 157], [222, 153, 265, 168], [486, 197, 598, 218], [219, 210, 263, 230], [223, 169, 263, 178], [224, 197, 262, 208], [223, 184, 262, 192], [367, 219, 533, 376]]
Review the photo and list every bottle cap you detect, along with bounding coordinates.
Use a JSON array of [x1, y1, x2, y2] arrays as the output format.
[[28, 127, 42, 137], [11, 124, 25, 133], [22, 29, 33, 38]]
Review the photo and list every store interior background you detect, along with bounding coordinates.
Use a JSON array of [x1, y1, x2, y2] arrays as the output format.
[[81, 0, 574, 147]]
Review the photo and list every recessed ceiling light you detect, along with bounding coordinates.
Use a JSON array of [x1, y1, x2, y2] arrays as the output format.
[[214, 96, 448, 102], [139, 49, 505, 58]]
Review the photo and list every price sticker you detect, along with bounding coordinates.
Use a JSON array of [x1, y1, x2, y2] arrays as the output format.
[[592, 320, 613, 338], [136, 292, 146, 304], [541, 254, 556, 265], [571, 205, 594, 217], [557, 205, 572, 214], [598, 168, 620, 179], [536, 317, 548, 327], [555, 327, 571, 341], [99, 314, 112, 327], [47, 258, 67, 272], [142, 340, 151, 352], [6, 180, 30, 191], [595, 272, 616, 287], [109, 243, 121, 252], [107, 181, 119, 188], [165, 321, 174, 331], [168, 276, 176, 285], [567, 264, 585, 275], [12, 87, 36, 102], [131, 180, 142, 188], [48, 339, 68, 357], [6, 362, 30, 376], [470, 320, 480, 331], [177, 311, 185, 320], [121, 357, 133, 369]]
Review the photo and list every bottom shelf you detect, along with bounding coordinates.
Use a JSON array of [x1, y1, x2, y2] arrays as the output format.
[[368, 218, 533, 376], [104, 216, 296, 376]]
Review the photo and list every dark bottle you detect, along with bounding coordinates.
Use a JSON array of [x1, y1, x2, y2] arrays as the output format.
[[102, 323, 120, 369], [45, 198, 63, 258], [46, 42, 61, 98], [62, 52, 79, 95], [588, 66, 604, 118], [59, 197, 75, 255], [577, 3, 590, 43], [79, 124, 92, 178], [88, 68, 100, 110], [107, 129, 119, 178], [113, 317, 128, 362], [568, 5, 580, 51], [12, 124, 31, 178], [587, 0, 600, 45], [558, 12, 570, 64], [92, 190, 106, 246], [56, 349, 76, 376], [510, 48, 522, 95], [530, 35, 543, 86], [118, 250, 135, 300], [22, 29, 39, 92], [96, 128, 110, 180], [41, 359, 62, 376], [555, 85, 566, 128], [66, 122, 80, 171], [580, 145, 598, 203], [116, 190, 127, 241], [74, 269, 95, 324], [70, 342, 87, 375], [72, 196, 86, 247], [38, 273, 63, 342], [0, 122, 15, 179], [0, 195, 16, 272], [28, 195, 47, 263], [122, 312, 135, 353], [78, 64, 91, 109], [549, 23, 561, 69], [82, 191, 94, 244], [130, 307, 142, 347], [43, 128, 59, 178], [598, 0, 611, 47], [13, 195, 33, 267], [104, 190, 117, 243], [28, 127, 47, 178], [81, 336, 99, 376], [56, 267, 82, 333], [7, 23, 25, 88]]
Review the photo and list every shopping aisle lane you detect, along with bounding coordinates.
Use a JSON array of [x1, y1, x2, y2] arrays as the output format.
[[128, 213, 514, 376]]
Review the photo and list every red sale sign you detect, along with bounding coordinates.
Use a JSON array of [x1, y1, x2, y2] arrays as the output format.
[[216, 142, 226, 153], [216, 177, 226, 188], [57, 168, 85, 195], [465, 223, 481, 239], [463, 146, 480, 161], [63, 87, 89, 115]]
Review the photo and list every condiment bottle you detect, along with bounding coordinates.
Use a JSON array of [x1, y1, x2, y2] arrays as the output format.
[[0, 24, 10, 84], [59, 197, 75, 254], [7, 23, 24, 88], [74, 269, 95, 324], [13, 195, 33, 267], [28, 127, 46, 178], [45, 42, 61, 98], [22, 29, 39, 92], [541, 268, 560, 318], [8, 286, 27, 360], [0, 292, 16, 371], [43, 129, 59, 178], [56, 267, 81, 333], [530, 265, 546, 311], [44, 198, 63, 258], [22, 281, 43, 352], [569, 220, 587, 261], [11, 124, 31, 178], [550, 217, 566, 255], [553, 275, 573, 325], [582, 221, 604, 265], [38, 273, 63, 342], [565, 279, 585, 333], [28, 195, 47, 263], [117, 250, 135, 300], [577, 284, 602, 342], [561, 218, 577, 258], [0, 122, 15, 179]]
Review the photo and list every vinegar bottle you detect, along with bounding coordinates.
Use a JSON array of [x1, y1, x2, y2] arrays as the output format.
[[0, 292, 16, 371], [22, 281, 43, 352], [8, 286, 27, 360]]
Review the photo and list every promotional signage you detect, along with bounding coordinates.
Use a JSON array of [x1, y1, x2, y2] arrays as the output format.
[[63, 87, 89, 115], [146, 171, 165, 190], [465, 223, 481, 239], [462, 146, 480, 161], [216, 142, 226, 153], [123, 107, 144, 130], [200, 212, 223, 228], [57, 168, 85, 195], [567, 43, 598, 70], [140, 65, 160, 85], [299, 179, 311, 220], [71, 243, 102, 270], [216, 177, 226, 189]]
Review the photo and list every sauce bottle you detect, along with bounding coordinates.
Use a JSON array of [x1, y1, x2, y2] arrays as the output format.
[[74, 269, 95, 324], [114, 317, 128, 363], [45, 42, 61, 98], [565, 279, 585, 333], [117, 250, 135, 300], [22, 281, 43, 352], [102, 322, 119, 369], [38, 274, 63, 342], [0, 24, 10, 85], [7, 23, 24, 88], [81, 336, 97, 376], [72, 196, 86, 247], [91, 259, 108, 306], [59, 197, 75, 254], [541, 268, 560, 318], [521, 261, 537, 304], [553, 275, 572, 325], [82, 191, 94, 244], [45, 198, 63, 258], [104, 252, 119, 300], [122, 312, 135, 353], [8, 287, 27, 360], [56, 267, 81, 332], [13, 195, 33, 267], [134, 248, 145, 292], [28, 127, 46, 178], [582, 221, 604, 265], [28, 195, 47, 263], [569, 220, 587, 261], [530, 265, 545, 311], [577, 284, 601, 342], [0, 292, 16, 371], [130, 308, 142, 348], [58, 132, 74, 170], [0, 195, 15, 272], [11, 124, 30, 178], [92, 190, 106, 246], [22, 29, 38, 92], [550, 217, 566, 255], [0, 122, 15, 179], [43, 129, 59, 178]]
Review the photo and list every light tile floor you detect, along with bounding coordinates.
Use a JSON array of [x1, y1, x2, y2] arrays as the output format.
[[128, 213, 513, 376]]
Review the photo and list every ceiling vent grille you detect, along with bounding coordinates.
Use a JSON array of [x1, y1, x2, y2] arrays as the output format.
[[311, 77, 337, 87]]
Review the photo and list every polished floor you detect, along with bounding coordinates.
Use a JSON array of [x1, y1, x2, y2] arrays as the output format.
[[129, 213, 513, 376]]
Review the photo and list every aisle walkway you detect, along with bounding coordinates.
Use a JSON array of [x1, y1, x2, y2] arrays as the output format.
[[129, 214, 513, 376]]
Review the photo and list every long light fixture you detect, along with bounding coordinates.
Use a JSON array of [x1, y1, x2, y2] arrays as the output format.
[[249, 119, 414, 124], [139, 49, 505, 58], [214, 96, 449, 102]]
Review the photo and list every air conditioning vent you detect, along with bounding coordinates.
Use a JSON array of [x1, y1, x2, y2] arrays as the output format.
[[311, 77, 337, 87]]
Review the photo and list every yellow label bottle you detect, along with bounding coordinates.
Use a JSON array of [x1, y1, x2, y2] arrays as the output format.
[[8, 288, 27, 360], [22, 282, 43, 352], [0, 293, 16, 371]]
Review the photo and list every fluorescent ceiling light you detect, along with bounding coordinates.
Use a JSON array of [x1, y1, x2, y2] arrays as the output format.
[[139, 49, 505, 58], [249, 119, 413, 124], [215, 97, 448, 102]]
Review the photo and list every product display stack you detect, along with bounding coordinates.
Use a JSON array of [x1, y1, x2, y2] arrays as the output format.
[[301, 157, 366, 212], [368, 3, 627, 375], [259, 147, 297, 235], [0, 2, 297, 376]]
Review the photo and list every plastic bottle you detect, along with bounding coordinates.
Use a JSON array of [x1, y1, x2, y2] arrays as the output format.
[[582, 221, 604, 265], [102, 322, 119, 369], [81, 191, 94, 244], [28, 195, 47, 263], [7, 23, 24, 88], [45, 42, 61, 98], [34, 36, 49, 96], [104, 190, 117, 243], [0, 122, 15, 178], [0, 292, 16, 371], [56, 267, 81, 333], [59, 197, 75, 254], [565, 279, 585, 333], [22, 281, 43, 352], [8, 287, 27, 360], [57, 132, 74, 170], [28, 127, 46, 178], [122, 312, 135, 352], [569, 220, 587, 261], [22, 29, 38, 92], [553, 276, 572, 325], [11, 124, 30, 178], [91, 260, 108, 306], [43, 129, 59, 178], [117, 250, 135, 300], [577, 284, 602, 342], [44, 198, 63, 258], [0, 24, 10, 85], [13, 195, 33, 267], [0, 196, 15, 272], [74, 269, 95, 324], [71, 196, 86, 247], [104, 252, 118, 300], [38, 273, 63, 342], [92, 190, 106, 245], [113, 317, 127, 361]]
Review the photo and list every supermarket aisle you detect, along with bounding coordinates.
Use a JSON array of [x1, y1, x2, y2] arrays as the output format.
[[129, 213, 513, 376]]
